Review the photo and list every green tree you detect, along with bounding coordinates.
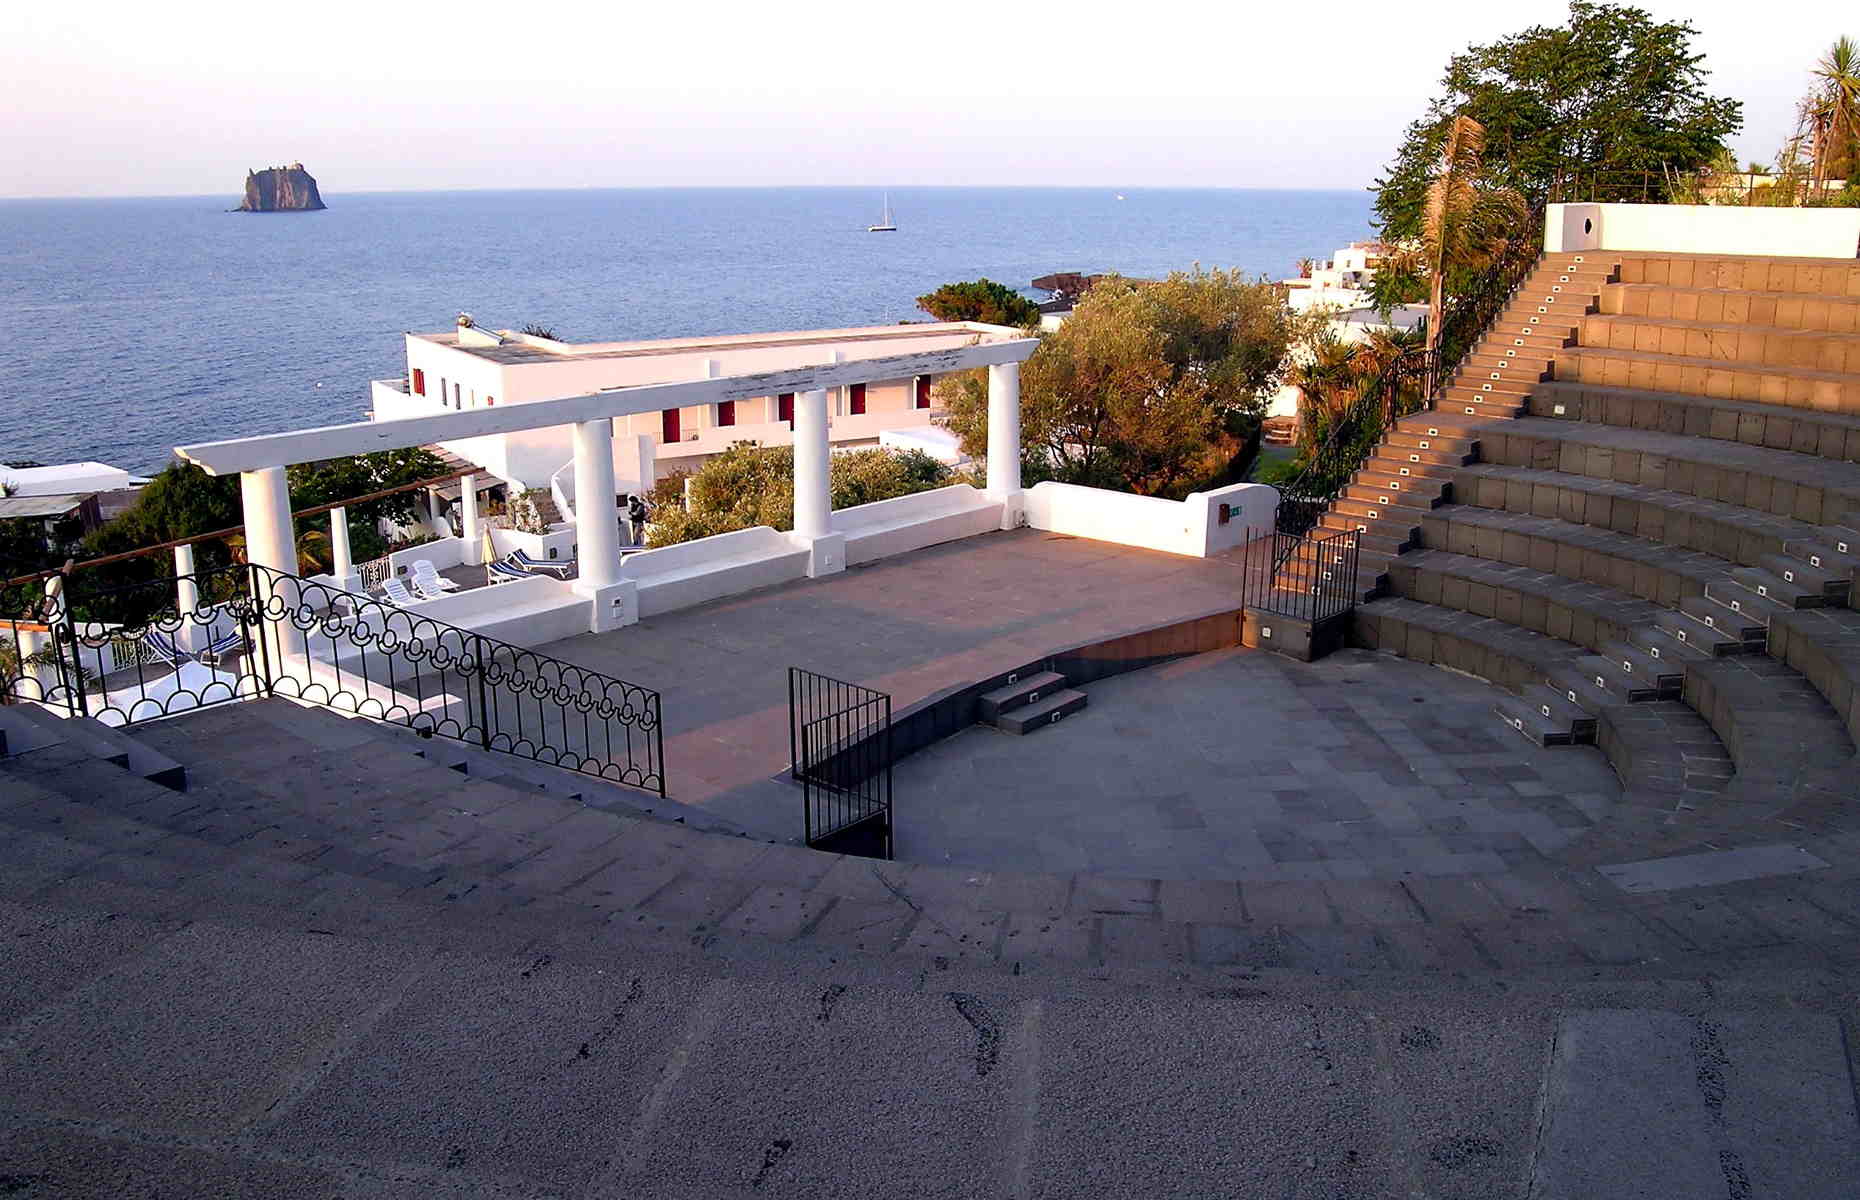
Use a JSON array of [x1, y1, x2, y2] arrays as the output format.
[[643, 444, 954, 547], [937, 269, 1313, 497], [1416, 115, 1530, 367], [1802, 36, 1860, 196], [286, 448, 447, 563], [1374, 2, 1742, 237], [915, 278, 1041, 327]]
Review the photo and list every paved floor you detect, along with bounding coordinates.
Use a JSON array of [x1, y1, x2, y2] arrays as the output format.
[[894, 647, 1622, 880], [539, 529, 1252, 836]]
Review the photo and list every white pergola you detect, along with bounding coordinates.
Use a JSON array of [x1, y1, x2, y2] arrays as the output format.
[[177, 329, 1038, 627]]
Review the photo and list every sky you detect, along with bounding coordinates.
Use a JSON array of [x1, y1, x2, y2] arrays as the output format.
[[0, 0, 1852, 199]]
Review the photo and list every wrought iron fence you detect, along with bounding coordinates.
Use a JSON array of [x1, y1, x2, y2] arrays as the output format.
[[1274, 347, 1432, 536], [1424, 206, 1548, 402], [1236, 526, 1363, 626], [1548, 168, 1855, 208], [1, 562, 665, 796], [788, 667, 892, 859]]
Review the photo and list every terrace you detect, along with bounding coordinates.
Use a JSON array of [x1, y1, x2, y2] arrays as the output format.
[[7, 202, 1860, 1196]]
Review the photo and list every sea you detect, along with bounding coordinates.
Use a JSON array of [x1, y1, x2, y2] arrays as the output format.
[[0, 187, 1373, 475]]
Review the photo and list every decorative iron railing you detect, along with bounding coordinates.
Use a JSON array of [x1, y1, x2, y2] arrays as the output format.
[[788, 667, 892, 859], [2, 563, 666, 796], [1274, 347, 1431, 537], [1238, 527, 1363, 626]]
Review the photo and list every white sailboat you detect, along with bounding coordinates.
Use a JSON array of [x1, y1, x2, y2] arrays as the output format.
[[868, 192, 897, 232]]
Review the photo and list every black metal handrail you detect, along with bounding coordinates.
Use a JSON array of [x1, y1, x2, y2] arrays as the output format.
[[1238, 526, 1363, 625], [789, 666, 892, 859], [3, 562, 666, 796], [1424, 204, 1548, 403], [1275, 346, 1431, 537]]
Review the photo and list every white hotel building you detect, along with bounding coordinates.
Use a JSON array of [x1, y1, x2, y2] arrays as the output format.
[[370, 321, 982, 495]]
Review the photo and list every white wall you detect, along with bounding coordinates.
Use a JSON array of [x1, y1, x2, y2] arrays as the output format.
[[1023, 481, 1278, 557], [1546, 203, 1860, 259], [830, 484, 1002, 565]]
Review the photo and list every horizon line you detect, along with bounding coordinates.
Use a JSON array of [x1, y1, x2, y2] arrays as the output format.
[[0, 182, 1379, 204]]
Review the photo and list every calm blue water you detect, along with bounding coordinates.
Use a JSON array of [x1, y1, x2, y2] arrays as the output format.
[[0, 187, 1372, 474]]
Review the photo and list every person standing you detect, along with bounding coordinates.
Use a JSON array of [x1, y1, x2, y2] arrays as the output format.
[[626, 492, 650, 546]]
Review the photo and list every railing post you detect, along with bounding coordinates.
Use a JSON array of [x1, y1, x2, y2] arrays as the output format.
[[50, 570, 86, 718], [249, 563, 275, 696], [473, 633, 492, 750]]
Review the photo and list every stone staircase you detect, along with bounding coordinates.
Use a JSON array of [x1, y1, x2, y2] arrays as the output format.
[[1312, 249, 1860, 806], [977, 669, 1088, 734]]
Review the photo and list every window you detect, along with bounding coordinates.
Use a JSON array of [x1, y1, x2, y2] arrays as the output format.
[[717, 400, 735, 427], [848, 383, 866, 415], [915, 376, 932, 409], [453, 382, 462, 407], [662, 407, 682, 443], [485, 396, 494, 407], [777, 392, 794, 427], [411, 368, 426, 396]]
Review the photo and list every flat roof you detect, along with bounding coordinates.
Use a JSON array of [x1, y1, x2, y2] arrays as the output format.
[[0, 493, 91, 519], [417, 322, 1003, 367]]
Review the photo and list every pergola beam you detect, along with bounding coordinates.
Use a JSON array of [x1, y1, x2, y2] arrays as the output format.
[[176, 335, 1038, 476]]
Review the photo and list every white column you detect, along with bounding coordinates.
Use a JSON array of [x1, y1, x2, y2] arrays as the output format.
[[174, 543, 203, 655], [459, 476, 482, 564], [427, 487, 445, 534], [986, 361, 1023, 529], [239, 467, 296, 579], [239, 465, 304, 666], [328, 505, 360, 593], [572, 419, 621, 592], [790, 386, 844, 578], [792, 388, 831, 539]]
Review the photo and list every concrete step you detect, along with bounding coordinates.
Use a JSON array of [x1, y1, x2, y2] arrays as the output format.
[[1782, 538, 1860, 587], [1757, 553, 1849, 603], [1572, 651, 1667, 702], [1599, 639, 1685, 694], [1678, 592, 1768, 643], [1494, 693, 1577, 746], [977, 671, 1069, 722], [1652, 606, 1750, 657], [1351, 469, 1448, 501], [1601, 278, 1860, 330], [1496, 684, 1596, 747], [1730, 565, 1826, 610], [1703, 579, 1794, 628], [2, 704, 186, 789], [1626, 625, 1711, 669], [992, 688, 1088, 734], [0, 705, 68, 758], [1340, 482, 1439, 512]]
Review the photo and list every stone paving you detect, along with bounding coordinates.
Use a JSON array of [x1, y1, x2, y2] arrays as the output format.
[[895, 647, 1619, 879], [537, 527, 1252, 834]]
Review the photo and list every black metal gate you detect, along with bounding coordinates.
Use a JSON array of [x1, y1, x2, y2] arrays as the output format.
[[788, 667, 892, 859], [2, 562, 666, 796]]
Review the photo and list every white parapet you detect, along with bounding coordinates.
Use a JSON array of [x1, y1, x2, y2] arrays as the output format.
[[1023, 481, 1278, 557], [1546, 202, 1860, 260], [830, 484, 1003, 566]]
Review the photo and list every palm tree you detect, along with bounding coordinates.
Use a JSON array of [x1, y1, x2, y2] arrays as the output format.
[[223, 529, 333, 576], [1807, 36, 1860, 196], [1419, 115, 1529, 371]]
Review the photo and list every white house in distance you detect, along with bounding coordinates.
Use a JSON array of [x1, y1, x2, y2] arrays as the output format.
[[1281, 241, 1392, 313], [1265, 241, 1428, 441], [370, 321, 989, 497]]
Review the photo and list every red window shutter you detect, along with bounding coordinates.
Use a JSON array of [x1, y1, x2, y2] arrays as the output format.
[[412, 368, 425, 396], [778, 392, 794, 426], [717, 400, 735, 427], [915, 376, 932, 408], [849, 383, 866, 415], [662, 408, 682, 443]]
